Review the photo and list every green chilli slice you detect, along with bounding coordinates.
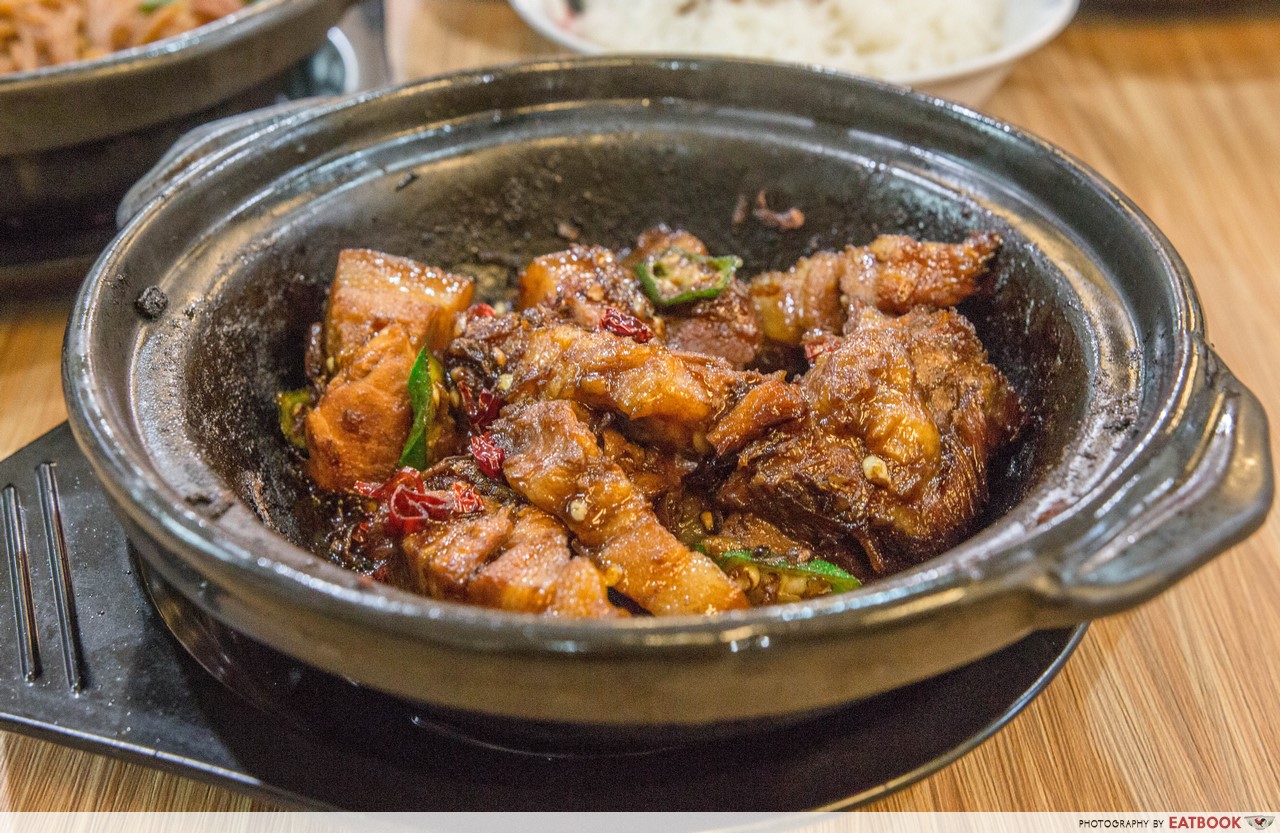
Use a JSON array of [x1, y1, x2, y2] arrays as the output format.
[[399, 347, 446, 470], [276, 388, 312, 450], [635, 247, 742, 307], [716, 549, 862, 598]]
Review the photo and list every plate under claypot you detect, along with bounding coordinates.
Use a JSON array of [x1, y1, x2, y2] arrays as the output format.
[[61, 57, 1270, 740], [0, 423, 1083, 809]]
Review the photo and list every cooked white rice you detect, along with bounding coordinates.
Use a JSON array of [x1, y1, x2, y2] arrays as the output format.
[[566, 0, 1005, 80]]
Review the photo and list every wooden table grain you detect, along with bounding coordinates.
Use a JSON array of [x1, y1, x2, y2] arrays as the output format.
[[2, 1, 1278, 813]]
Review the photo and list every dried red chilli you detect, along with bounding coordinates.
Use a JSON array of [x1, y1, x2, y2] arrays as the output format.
[[385, 487, 451, 534], [353, 467, 421, 500], [599, 307, 653, 343], [457, 380, 503, 429], [469, 432, 505, 479], [354, 467, 484, 535], [467, 302, 496, 318]]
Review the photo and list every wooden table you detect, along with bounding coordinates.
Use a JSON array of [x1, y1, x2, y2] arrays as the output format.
[[2, 0, 1278, 812]]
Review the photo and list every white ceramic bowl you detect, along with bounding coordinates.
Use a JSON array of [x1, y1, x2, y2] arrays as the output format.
[[507, 0, 1078, 107]]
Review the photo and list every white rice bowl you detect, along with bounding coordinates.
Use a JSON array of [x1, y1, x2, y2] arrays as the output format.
[[564, 0, 1005, 79]]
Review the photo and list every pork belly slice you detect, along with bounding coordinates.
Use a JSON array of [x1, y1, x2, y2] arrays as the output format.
[[747, 250, 847, 345], [624, 226, 763, 369], [720, 306, 1023, 575], [448, 314, 750, 452], [467, 507, 621, 618], [304, 249, 473, 491], [663, 283, 763, 370], [494, 401, 749, 616], [748, 232, 1000, 345], [518, 244, 655, 331], [706, 376, 806, 455], [842, 232, 1000, 315], [304, 323, 418, 493], [397, 499, 624, 618], [325, 248, 474, 370], [400, 504, 515, 599]]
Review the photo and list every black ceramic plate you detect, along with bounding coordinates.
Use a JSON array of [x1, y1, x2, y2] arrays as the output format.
[[0, 424, 1084, 811]]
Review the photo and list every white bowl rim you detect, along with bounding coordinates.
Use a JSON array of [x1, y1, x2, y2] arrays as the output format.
[[507, 0, 1080, 87]]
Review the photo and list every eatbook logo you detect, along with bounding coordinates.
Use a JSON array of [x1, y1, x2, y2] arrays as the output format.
[[1247, 818, 1274, 831]]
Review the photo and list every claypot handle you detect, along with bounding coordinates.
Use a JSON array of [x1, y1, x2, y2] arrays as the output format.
[[1032, 341, 1272, 623], [117, 98, 329, 226]]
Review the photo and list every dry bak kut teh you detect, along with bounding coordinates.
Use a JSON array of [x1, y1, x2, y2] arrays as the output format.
[[279, 226, 1023, 618], [1, 0, 250, 74]]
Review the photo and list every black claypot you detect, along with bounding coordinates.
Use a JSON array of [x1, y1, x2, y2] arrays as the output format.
[[63, 58, 1271, 738]]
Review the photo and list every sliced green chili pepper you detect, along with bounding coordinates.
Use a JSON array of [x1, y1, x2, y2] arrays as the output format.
[[716, 549, 861, 604], [399, 347, 446, 470], [636, 247, 742, 307], [276, 388, 312, 450]]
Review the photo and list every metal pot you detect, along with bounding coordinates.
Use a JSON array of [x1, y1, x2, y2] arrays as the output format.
[[0, 0, 362, 286], [63, 57, 1272, 732]]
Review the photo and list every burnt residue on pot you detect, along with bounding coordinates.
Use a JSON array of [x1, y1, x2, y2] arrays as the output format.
[[134, 286, 169, 320]]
